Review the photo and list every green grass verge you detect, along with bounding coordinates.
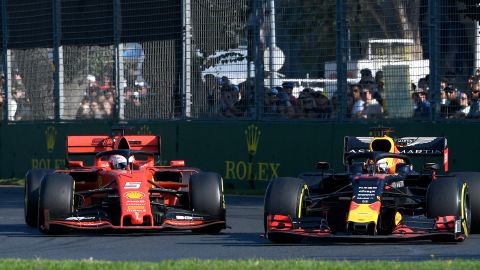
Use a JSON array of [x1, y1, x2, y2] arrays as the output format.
[[0, 178, 24, 186], [0, 259, 478, 270]]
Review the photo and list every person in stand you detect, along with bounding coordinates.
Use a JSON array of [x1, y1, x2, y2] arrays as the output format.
[[360, 85, 383, 119], [412, 88, 431, 119]]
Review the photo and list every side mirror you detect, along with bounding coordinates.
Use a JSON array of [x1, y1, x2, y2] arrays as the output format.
[[424, 163, 439, 171], [316, 162, 330, 170]]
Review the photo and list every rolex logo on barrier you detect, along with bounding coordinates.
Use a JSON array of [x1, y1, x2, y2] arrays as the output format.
[[45, 126, 57, 153], [32, 126, 64, 169], [245, 124, 261, 156], [224, 124, 280, 181]]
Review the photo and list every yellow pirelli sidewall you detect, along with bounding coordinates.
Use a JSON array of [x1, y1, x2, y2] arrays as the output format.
[[298, 185, 308, 218], [461, 182, 469, 236]]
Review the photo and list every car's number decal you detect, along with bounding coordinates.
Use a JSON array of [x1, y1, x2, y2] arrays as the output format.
[[125, 182, 141, 189]]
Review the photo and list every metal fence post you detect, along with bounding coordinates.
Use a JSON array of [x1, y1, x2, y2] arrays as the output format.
[[429, 0, 439, 121], [113, 0, 121, 123], [52, 0, 61, 122], [336, 0, 347, 121], [1, 0, 8, 123], [182, 0, 192, 119], [253, 0, 264, 120]]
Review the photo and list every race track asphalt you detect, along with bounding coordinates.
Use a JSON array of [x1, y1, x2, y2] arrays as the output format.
[[1, 187, 480, 261]]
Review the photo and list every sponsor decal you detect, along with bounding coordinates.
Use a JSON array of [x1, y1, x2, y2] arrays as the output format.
[[124, 182, 141, 189], [176, 215, 193, 220], [245, 124, 261, 155], [395, 138, 416, 145], [91, 137, 114, 146], [31, 126, 64, 169], [65, 216, 96, 221], [124, 191, 145, 199], [32, 159, 65, 169], [126, 202, 145, 206], [224, 124, 281, 181], [348, 149, 370, 154], [395, 137, 436, 147], [348, 148, 443, 155], [127, 205, 145, 210], [398, 149, 443, 155], [225, 161, 280, 181], [45, 126, 57, 153]]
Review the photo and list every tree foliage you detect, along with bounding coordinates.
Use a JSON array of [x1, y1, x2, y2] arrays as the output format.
[[276, 0, 425, 77]]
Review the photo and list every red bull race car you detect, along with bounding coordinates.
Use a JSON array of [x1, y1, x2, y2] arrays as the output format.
[[24, 128, 226, 234], [264, 128, 479, 243]]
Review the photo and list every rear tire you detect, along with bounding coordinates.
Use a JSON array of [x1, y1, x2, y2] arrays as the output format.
[[38, 173, 75, 235], [451, 172, 480, 233], [189, 172, 225, 233], [24, 169, 53, 227], [427, 177, 470, 240], [264, 177, 307, 243]]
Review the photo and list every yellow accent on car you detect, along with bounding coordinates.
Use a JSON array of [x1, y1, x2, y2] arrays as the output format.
[[347, 204, 380, 224], [298, 185, 308, 218], [395, 212, 403, 225], [369, 136, 395, 152], [461, 182, 469, 236], [221, 177, 226, 209]]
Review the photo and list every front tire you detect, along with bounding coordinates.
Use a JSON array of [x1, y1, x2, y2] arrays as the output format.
[[427, 177, 470, 240], [451, 172, 480, 233], [24, 169, 53, 227], [38, 173, 75, 234], [264, 177, 307, 243], [189, 172, 226, 233]]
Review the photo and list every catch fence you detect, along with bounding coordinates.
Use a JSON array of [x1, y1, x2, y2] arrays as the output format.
[[0, 0, 478, 122]]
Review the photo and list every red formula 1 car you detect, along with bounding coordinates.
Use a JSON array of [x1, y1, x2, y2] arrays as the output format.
[[24, 128, 226, 234], [264, 128, 479, 243]]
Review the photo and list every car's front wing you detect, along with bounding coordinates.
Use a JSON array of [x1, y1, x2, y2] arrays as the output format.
[[266, 214, 467, 242], [42, 209, 226, 231]]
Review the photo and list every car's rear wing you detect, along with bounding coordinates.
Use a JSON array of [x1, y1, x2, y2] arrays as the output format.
[[67, 135, 161, 155], [343, 136, 448, 172]]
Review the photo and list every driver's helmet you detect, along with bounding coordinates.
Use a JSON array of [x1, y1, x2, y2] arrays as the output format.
[[109, 154, 128, 170], [377, 158, 391, 173]]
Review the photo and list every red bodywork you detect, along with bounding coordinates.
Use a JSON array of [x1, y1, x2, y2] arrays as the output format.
[[42, 132, 225, 231]]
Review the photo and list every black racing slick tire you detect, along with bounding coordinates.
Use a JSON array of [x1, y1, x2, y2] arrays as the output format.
[[24, 169, 54, 227], [426, 177, 471, 239], [451, 172, 480, 233], [38, 173, 75, 235], [264, 177, 308, 243], [189, 172, 226, 233]]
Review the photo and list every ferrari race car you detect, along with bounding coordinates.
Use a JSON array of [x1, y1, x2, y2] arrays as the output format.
[[25, 128, 226, 234], [265, 128, 479, 243]]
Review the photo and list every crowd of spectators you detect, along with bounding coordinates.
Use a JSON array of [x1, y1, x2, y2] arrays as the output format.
[[123, 80, 158, 119], [7, 71, 33, 121], [411, 69, 480, 119], [5, 67, 480, 121], [208, 67, 480, 120], [76, 75, 115, 120]]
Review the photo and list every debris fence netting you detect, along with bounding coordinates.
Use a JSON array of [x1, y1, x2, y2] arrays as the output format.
[[0, 1, 478, 122]]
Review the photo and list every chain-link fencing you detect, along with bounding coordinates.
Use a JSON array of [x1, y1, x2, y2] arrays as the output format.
[[0, 0, 479, 122]]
